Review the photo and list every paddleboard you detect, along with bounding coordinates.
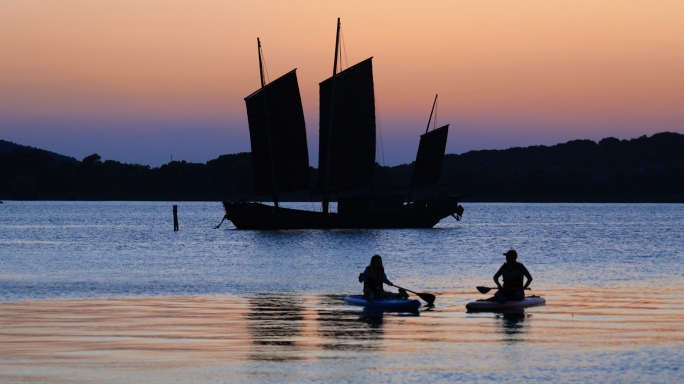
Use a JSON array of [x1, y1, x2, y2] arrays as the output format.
[[465, 295, 545, 312], [344, 295, 421, 312]]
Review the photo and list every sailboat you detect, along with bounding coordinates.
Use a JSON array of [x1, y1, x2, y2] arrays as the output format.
[[219, 19, 464, 229]]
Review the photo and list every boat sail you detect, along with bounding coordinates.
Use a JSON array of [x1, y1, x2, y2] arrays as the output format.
[[218, 19, 464, 229], [244, 39, 309, 206], [317, 19, 376, 214], [410, 124, 449, 187], [408, 94, 450, 199], [317, 58, 376, 195]]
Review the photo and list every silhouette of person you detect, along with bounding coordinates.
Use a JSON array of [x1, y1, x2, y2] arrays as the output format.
[[492, 250, 533, 303], [358, 255, 408, 302]]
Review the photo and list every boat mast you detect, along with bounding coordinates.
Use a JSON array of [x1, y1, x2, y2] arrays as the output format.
[[409, 94, 438, 203], [257, 38, 279, 208], [322, 18, 341, 214], [425, 94, 438, 134]]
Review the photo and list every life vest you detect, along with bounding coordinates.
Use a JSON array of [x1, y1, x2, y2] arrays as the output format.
[[363, 266, 385, 293], [501, 262, 525, 289]]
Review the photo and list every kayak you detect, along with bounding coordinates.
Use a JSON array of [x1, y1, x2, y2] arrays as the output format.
[[344, 295, 422, 312], [465, 295, 545, 312]]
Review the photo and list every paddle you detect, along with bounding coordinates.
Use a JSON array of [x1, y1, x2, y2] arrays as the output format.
[[392, 284, 436, 305], [476, 286, 530, 294]]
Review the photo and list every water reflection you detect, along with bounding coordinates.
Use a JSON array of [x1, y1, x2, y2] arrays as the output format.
[[246, 293, 306, 361], [316, 295, 385, 352], [496, 310, 527, 337], [245, 294, 426, 358], [2, 288, 684, 383], [466, 308, 530, 340]]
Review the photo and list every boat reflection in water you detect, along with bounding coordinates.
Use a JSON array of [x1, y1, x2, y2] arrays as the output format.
[[246, 293, 307, 361], [3, 287, 683, 382], [316, 294, 407, 352], [319, 295, 426, 353], [245, 294, 424, 358]]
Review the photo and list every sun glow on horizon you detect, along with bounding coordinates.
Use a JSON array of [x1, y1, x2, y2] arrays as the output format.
[[1, 0, 682, 165]]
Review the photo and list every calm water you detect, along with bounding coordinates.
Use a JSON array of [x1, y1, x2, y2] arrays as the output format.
[[1, 201, 683, 382]]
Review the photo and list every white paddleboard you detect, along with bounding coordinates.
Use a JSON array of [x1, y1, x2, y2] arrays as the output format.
[[466, 296, 545, 311]]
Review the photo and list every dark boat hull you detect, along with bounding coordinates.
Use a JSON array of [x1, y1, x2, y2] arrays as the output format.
[[221, 196, 463, 229]]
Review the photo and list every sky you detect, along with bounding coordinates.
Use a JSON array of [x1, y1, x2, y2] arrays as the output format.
[[1, 0, 683, 166]]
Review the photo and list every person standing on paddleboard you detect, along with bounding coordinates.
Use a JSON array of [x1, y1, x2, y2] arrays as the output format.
[[358, 255, 409, 302], [492, 250, 533, 303]]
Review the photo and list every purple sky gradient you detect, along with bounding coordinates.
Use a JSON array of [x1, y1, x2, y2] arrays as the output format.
[[2, 114, 680, 167], [2, 2, 682, 167]]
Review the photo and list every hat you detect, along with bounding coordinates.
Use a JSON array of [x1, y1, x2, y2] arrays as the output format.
[[503, 249, 517, 258]]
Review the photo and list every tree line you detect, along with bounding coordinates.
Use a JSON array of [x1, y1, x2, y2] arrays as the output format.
[[1, 132, 683, 202]]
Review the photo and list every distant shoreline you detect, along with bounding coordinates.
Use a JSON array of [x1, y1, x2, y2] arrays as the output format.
[[1, 197, 682, 203], [3, 132, 683, 203]]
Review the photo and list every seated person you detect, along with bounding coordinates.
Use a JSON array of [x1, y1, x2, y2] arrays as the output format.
[[359, 254, 408, 301], [492, 249, 533, 303]]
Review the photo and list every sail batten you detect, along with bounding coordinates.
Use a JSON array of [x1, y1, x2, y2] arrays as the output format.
[[317, 58, 376, 192], [410, 124, 449, 186], [245, 70, 310, 195]]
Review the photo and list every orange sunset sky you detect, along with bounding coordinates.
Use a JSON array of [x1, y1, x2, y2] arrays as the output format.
[[1, 0, 683, 166]]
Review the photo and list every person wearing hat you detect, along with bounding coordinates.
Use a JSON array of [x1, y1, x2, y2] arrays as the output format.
[[492, 249, 533, 303]]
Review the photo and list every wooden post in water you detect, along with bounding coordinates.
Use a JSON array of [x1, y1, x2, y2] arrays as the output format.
[[173, 205, 179, 231]]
